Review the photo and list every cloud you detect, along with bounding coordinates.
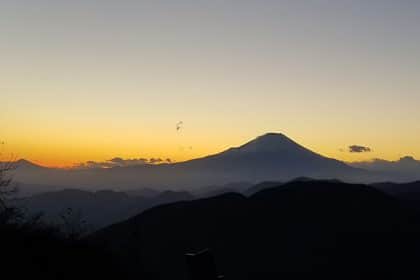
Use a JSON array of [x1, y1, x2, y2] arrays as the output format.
[[74, 157, 172, 169], [109, 157, 149, 167], [348, 145, 372, 153], [149, 158, 163, 164]]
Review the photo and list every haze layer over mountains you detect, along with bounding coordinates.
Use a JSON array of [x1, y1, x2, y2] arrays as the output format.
[[10, 133, 420, 195]]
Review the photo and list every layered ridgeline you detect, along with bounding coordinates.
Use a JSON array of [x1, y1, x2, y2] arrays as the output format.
[[5, 181, 420, 279], [9, 133, 406, 193], [14, 189, 194, 231], [13, 178, 420, 234], [92, 180, 420, 280]]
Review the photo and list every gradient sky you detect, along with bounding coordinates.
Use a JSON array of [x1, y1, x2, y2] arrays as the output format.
[[1, 0, 420, 167]]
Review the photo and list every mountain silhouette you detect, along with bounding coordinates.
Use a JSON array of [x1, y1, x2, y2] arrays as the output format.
[[15, 159, 43, 168], [92, 180, 420, 280], [10, 133, 379, 192]]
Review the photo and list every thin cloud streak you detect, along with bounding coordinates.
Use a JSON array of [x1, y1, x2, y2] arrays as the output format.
[[73, 157, 172, 169]]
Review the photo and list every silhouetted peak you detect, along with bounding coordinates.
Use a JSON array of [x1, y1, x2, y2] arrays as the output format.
[[16, 159, 31, 164], [255, 132, 291, 142], [236, 132, 307, 153], [399, 156, 416, 162], [15, 159, 43, 169]]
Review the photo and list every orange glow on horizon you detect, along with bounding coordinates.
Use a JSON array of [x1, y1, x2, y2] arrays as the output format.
[[8, 133, 418, 170]]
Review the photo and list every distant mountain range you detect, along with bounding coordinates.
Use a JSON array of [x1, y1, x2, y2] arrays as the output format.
[[14, 188, 194, 231], [350, 156, 420, 182], [13, 177, 420, 235], [8, 133, 420, 194]]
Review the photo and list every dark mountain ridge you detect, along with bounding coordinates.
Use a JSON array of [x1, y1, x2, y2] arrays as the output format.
[[93, 180, 420, 280]]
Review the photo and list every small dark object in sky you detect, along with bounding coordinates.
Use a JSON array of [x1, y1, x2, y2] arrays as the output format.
[[176, 121, 183, 131], [185, 249, 224, 280]]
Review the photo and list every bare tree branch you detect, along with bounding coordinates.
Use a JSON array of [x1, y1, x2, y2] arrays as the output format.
[[0, 160, 17, 211]]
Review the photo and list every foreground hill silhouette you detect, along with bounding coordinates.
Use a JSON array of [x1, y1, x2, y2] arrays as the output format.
[[10, 133, 383, 192], [0, 221, 122, 279], [93, 180, 420, 280], [372, 181, 420, 214]]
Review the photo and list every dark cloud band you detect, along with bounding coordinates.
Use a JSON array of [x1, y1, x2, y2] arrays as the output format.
[[348, 145, 371, 153], [74, 157, 172, 169]]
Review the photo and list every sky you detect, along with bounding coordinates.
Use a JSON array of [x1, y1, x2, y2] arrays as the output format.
[[1, 0, 420, 167]]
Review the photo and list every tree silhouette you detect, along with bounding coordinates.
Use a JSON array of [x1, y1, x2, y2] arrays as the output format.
[[0, 160, 19, 224], [60, 208, 89, 239]]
